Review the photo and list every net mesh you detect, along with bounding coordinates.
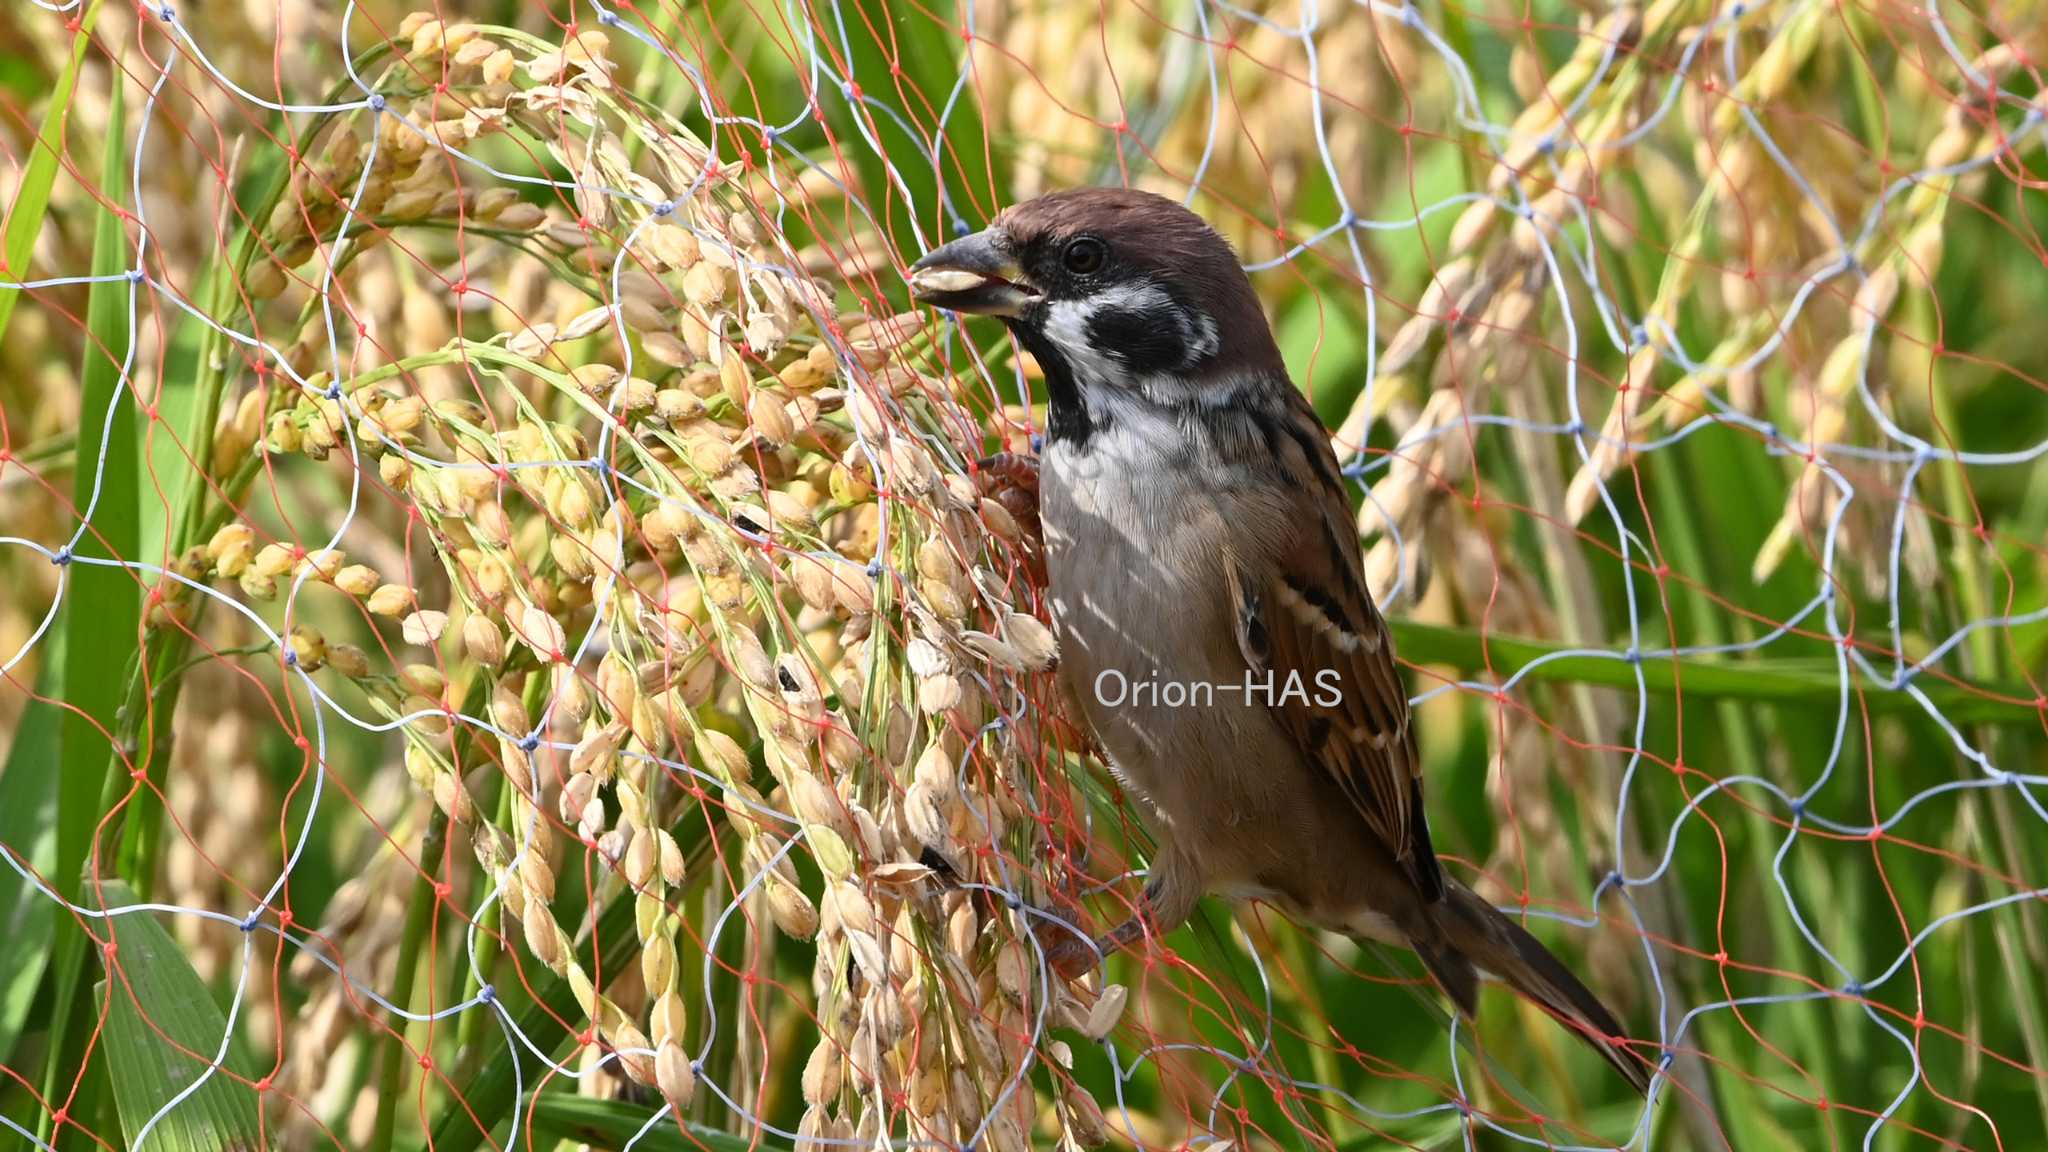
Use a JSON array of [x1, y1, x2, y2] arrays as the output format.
[[1, 0, 2045, 1149]]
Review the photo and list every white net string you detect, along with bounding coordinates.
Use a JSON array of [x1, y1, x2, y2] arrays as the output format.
[[2, 0, 2045, 1148]]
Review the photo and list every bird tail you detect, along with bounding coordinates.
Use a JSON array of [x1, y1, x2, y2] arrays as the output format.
[[1414, 883, 1652, 1096]]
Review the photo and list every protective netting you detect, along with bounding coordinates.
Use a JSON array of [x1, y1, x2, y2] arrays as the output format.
[[1, 0, 2045, 1149]]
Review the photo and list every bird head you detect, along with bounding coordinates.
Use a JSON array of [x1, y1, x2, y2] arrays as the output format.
[[907, 188, 1284, 439]]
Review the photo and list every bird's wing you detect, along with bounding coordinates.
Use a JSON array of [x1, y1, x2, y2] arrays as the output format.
[[1225, 388, 1443, 901]]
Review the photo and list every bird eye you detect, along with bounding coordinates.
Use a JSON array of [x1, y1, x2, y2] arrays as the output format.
[[1062, 237, 1107, 275]]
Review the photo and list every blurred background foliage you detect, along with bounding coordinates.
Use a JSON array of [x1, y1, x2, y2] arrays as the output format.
[[0, 0, 2045, 1149]]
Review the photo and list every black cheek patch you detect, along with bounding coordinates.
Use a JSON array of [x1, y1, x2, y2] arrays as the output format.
[[1086, 305, 1191, 376]]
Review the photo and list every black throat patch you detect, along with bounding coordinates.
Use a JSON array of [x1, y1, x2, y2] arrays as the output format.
[[1009, 320, 1106, 449]]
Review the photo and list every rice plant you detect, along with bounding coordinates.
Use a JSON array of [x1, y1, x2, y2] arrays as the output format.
[[0, 0, 2042, 1149]]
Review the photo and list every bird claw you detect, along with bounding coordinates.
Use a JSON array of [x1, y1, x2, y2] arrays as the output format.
[[1032, 911, 1151, 982], [1025, 890, 1108, 980], [973, 453, 1045, 585], [974, 451, 1040, 497], [1041, 934, 1106, 981]]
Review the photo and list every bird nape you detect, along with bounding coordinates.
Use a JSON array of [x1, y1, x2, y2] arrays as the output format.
[[911, 186, 1651, 1097]]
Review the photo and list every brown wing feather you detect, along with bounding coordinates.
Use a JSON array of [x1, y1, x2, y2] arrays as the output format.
[[1228, 390, 1444, 901]]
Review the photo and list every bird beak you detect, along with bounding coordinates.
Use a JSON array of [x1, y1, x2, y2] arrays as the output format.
[[907, 230, 1039, 318]]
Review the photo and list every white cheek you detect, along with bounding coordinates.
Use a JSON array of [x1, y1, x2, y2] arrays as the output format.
[[1043, 298, 1123, 387]]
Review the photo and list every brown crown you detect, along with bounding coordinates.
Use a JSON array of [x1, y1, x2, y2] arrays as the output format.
[[994, 187, 1285, 378]]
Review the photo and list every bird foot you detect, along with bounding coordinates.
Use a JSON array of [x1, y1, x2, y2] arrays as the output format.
[[1032, 913, 1148, 981], [974, 451, 1040, 500], [1041, 934, 1106, 981], [973, 452, 1045, 585]]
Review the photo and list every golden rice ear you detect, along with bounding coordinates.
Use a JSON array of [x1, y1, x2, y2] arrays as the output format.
[[29, 0, 2034, 1142]]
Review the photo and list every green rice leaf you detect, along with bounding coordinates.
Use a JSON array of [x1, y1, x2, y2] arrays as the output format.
[[41, 67, 143, 1147], [0, 0, 101, 346], [93, 880, 264, 1151], [826, 0, 1006, 259], [526, 1094, 785, 1152], [57, 21, 143, 901], [0, 653, 64, 1060], [426, 889, 641, 1152]]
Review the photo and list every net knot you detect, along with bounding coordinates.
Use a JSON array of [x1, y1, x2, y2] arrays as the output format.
[[477, 983, 497, 1004], [51, 546, 73, 567], [367, 93, 387, 113], [517, 732, 541, 753]]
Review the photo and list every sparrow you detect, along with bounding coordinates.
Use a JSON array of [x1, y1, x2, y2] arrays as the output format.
[[907, 186, 1650, 1096]]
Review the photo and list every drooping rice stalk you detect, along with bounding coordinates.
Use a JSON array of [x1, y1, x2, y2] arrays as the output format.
[[174, 17, 1125, 1149]]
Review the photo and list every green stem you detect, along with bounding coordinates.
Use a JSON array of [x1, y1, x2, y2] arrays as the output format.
[[1387, 620, 2036, 724], [526, 1094, 782, 1152], [1924, 326, 2048, 1130], [8, 431, 78, 473], [371, 806, 450, 1152], [1652, 446, 1841, 1138], [1274, 927, 1356, 1143], [451, 776, 513, 1072], [425, 872, 646, 1152], [109, 52, 390, 899]]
